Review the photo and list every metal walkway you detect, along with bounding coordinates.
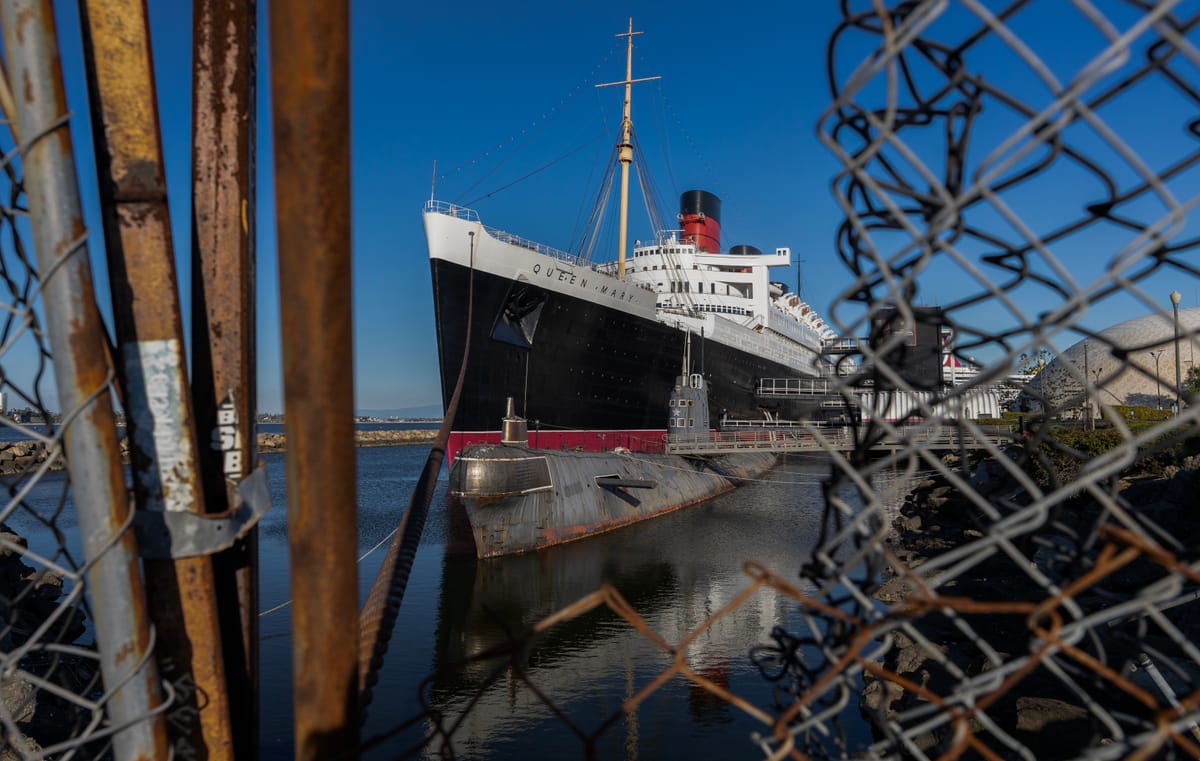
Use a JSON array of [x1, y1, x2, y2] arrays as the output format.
[[757, 377, 838, 397], [665, 424, 1015, 455]]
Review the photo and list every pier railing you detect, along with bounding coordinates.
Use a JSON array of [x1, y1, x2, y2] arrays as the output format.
[[666, 423, 1015, 455]]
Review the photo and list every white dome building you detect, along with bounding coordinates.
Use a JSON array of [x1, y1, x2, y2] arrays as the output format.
[[1030, 307, 1200, 413]]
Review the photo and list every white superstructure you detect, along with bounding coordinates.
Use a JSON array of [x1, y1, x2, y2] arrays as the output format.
[[426, 202, 841, 377]]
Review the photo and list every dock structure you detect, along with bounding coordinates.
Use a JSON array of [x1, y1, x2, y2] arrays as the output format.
[[757, 377, 839, 397], [665, 423, 1015, 455], [756, 377, 852, 416], [756, 373, 1015, 427]]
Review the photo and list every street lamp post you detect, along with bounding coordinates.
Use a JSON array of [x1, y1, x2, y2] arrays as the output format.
[[1171, 291, 1182, 415], [1084, 341, 1091, 428], [1150, 350, 1163, 409]]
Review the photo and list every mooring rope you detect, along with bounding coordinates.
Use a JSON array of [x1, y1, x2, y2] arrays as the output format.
[[356, 231, 477, 718], [257, 524, 401, 618]]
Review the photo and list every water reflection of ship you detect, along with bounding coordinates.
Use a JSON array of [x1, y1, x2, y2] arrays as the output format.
[[424, 501, 810, 756]]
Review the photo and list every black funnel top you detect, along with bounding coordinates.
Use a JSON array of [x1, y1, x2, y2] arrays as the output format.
[[679, 190, 721, 223]]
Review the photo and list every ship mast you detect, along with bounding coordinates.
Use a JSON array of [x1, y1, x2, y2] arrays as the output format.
[[597, 18, 659, 280]]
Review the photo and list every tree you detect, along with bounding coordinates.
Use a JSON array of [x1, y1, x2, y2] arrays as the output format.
[[1016, 349, 1053, 377], [1186, 366, 1200, 396]]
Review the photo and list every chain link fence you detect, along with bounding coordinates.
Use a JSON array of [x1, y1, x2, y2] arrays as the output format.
[[806, 1, 1200, 757], [2, 1, 1199, 759], [379, 2, 1200, 759], [0, 4, 166, 755], [0, 119, 118, 759]]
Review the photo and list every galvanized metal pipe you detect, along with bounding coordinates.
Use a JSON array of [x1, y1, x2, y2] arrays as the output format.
[[77, 0, 233, 756], [268, 0, 358, 756], [0, 57, 19, 145], [0, 1, 169, 758], [189, 0, 259, 757]]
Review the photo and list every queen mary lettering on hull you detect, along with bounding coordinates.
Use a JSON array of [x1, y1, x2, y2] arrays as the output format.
[[424, 20, 839, 465]]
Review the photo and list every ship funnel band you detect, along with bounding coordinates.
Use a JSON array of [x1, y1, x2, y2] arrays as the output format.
[[679, 190, 722, 253], [679, 189, 721, 223]]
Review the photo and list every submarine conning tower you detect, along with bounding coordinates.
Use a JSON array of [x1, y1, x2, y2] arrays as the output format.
[[679, 190, 721, 253]]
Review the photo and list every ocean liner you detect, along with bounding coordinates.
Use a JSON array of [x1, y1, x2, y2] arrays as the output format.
[[425, 23, 839, 465]]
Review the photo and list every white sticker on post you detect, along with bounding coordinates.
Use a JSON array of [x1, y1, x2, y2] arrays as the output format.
[[124, 339, 197, 513]]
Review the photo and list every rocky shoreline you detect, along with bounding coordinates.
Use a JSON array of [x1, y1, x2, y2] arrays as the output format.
[[0, 429, 440, 475], [0, 526, 96, 757], [255, 428, 437, 452], [862, 449, 1200, 757], [0, 440, 58, 476]]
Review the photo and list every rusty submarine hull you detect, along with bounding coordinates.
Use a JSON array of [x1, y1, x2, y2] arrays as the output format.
[[447, 443, 777, 559]]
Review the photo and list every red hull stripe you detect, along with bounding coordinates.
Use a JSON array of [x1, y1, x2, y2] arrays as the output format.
[[447, 429, 668, 466]]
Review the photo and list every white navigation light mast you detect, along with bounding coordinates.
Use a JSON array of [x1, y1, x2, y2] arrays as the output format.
[[596, 18, 659, 280]]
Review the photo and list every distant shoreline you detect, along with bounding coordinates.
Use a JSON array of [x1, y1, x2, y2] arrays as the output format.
[[0, 427, 442, 475], [256, 428, 438, 453], [256, 417, 442, 425]]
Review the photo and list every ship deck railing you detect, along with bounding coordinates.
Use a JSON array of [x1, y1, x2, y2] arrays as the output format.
[[426, 199, 588, 268], [666, 423, 1016, 455], [823, 337, 864, 354], [720, 418, 814, 429], [757, 377, 836, 397]]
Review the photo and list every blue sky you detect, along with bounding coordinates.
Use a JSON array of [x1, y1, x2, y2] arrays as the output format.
[[42, 1, 1200, 414]]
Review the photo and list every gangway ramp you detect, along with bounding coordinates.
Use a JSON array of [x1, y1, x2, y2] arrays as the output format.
[[756, 378, 854, 413], [756, 377, 836, 398]]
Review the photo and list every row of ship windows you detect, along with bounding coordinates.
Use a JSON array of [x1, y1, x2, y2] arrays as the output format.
[[634, 248, 692, 256], [629, 263, 747, 274], [629, 264, 689, 271], [668, 399, 695, 407], [656, 303, 750, 316], [662, 281, 737, 295]]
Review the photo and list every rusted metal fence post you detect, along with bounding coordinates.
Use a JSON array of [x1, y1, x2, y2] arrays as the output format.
[[77, 0, 234, 756], [268, 0, 359, 757], [190, 0, 259, 757], [0, 2, 169, 758]]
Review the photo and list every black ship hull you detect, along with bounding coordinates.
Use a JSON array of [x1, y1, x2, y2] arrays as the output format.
[[431, 258, 825, 461]]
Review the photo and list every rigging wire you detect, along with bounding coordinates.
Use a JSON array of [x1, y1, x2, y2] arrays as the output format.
[[649, 79, 679, 201], [580, 159, 618, 263], [632, 130, 669, 236], [459, 133, 604, 208], [443, 44, 621, 201], [568, 136, 613, 254], [570, 85, 620, 255], [653, 80, 717, 190]]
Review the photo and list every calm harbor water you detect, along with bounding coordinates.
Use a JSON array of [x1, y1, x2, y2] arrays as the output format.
[[256, 443, 885, 759], [0, 424, 895, 759]]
